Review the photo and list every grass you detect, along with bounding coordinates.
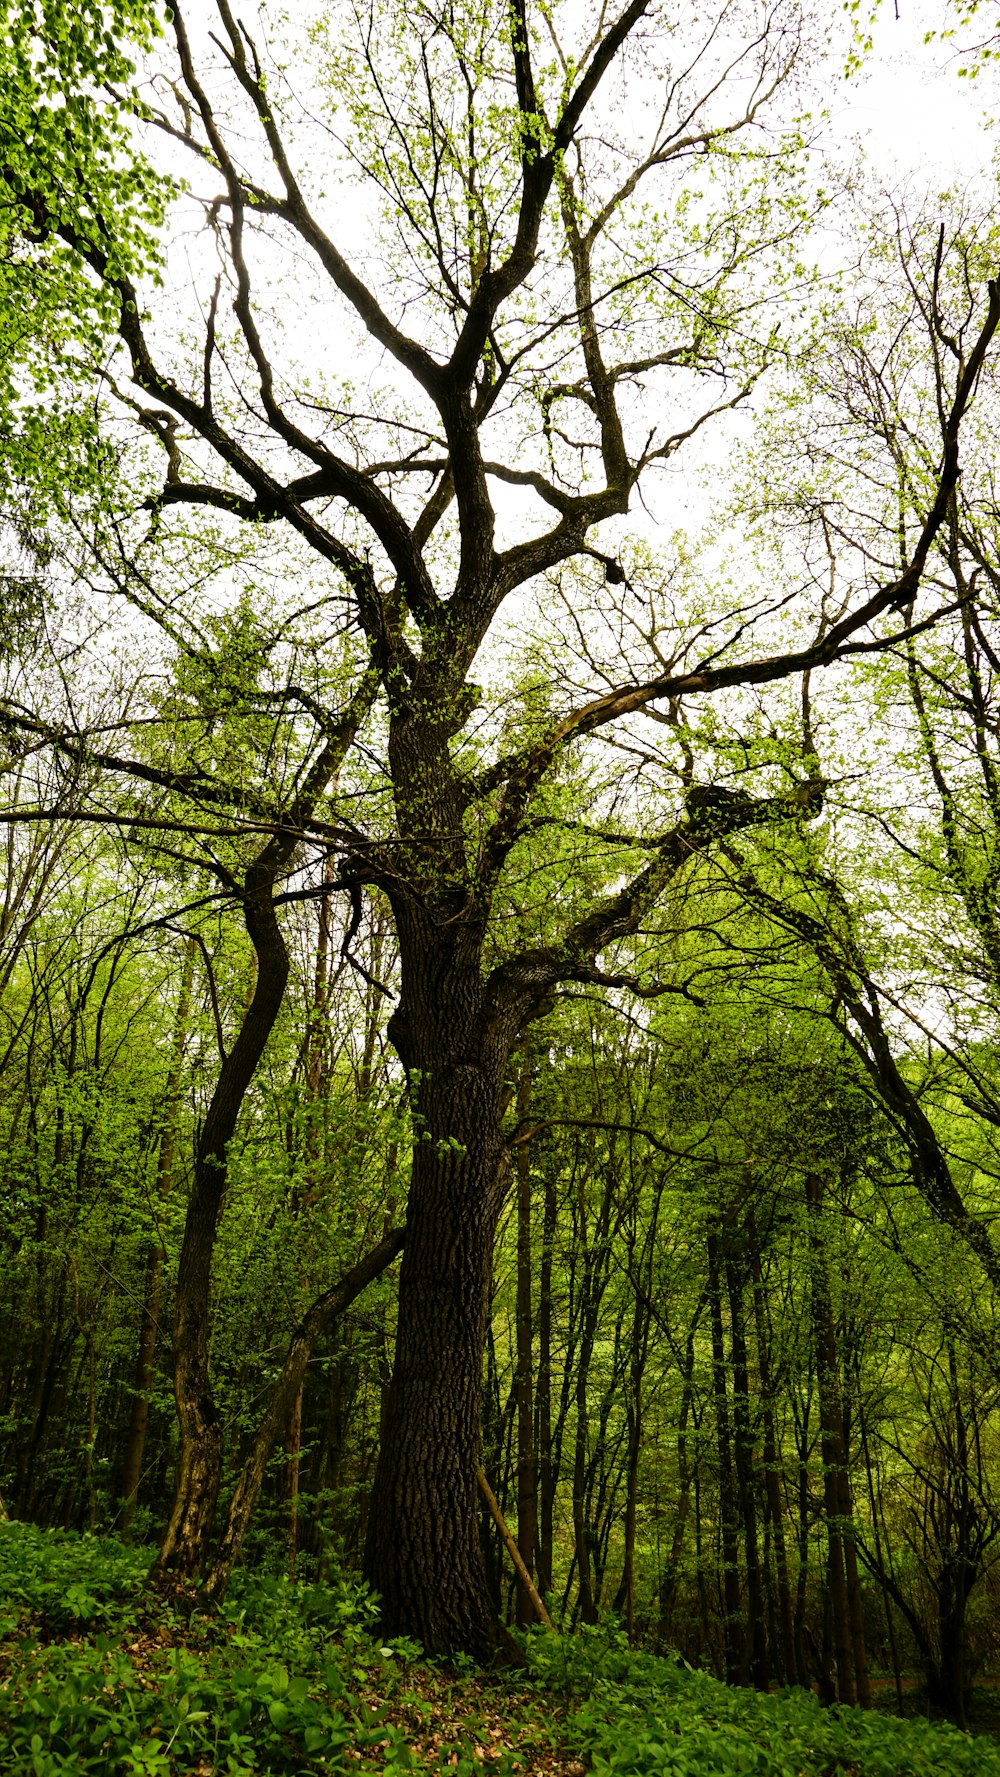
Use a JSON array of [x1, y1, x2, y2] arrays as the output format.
[[2, 1521, 999, 1775]]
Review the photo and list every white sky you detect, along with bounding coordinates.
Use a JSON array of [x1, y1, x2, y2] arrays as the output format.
[[836, 0, 996, 184]]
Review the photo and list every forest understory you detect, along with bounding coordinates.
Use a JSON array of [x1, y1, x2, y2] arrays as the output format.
[[4, 1519, 1000, 1777]]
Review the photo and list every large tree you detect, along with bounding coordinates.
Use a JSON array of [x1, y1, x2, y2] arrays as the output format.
[[3, 0, 997, 1655]]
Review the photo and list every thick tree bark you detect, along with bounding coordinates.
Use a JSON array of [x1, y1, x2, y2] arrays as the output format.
[[363, 912, 512, 1657], [363, 1152, 503, 1650]]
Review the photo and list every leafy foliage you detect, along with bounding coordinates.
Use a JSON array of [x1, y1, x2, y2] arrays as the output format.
[[0, 1522, 559, 1775], [530, 1627, 1000, 1777], [5, 1527, 1000, 1776]]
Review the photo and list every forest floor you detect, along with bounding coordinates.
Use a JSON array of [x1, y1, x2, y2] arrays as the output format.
[[1, 1520, 999, 1777]]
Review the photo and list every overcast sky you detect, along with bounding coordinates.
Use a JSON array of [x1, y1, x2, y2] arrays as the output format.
[[837, 0, 996, 184]]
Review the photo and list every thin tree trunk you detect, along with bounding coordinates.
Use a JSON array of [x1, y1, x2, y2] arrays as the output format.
[[513, 1068, 539, 1627], [155, 858, 291, 1579], [748, 1219, 796, 1686], [284, 1385, 303, 1580], [536, 1162, 556, 1597], [726, 1253, 768, 1690], [477, 1467, 554, 1629], [805, 1173, 864, 1706], [620, 1388, 640, 1644], [938, 1333, 974, 1729], [613, 1277, 649, 1644], [83, 1329, 96, 1533], [571, 1322, 598, 1624], [205, 1227, 404, 1598], [707, 1227, 744, 1685], [298, 858, 334, 1203], [859, 1398, 904, 1715], [657, 1316, 698, 1647], [569, 1163, 610, 1628], [117, 941, 195, 1536], [154, 692, 363, 1582], [694, 1467, 722, 1678]]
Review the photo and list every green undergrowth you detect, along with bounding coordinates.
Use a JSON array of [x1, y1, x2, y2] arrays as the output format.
[[531, 1625, 1000, 1777], [3, 1523, 1000, 1777], [0, 1521, 557, 1776]]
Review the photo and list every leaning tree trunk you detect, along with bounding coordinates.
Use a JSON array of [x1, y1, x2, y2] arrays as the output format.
[[363, 921, 512, 1658], [154, 858, 289, 1580], [117, 940, 195, 1536], [203, 1225, 405, 1600]]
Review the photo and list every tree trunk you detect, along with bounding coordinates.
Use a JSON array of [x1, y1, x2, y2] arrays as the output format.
[[934, 1335, 976, 1729], [205, 1226, 404, 1599], [569, 1162, 607, 1628], [938, 1571, 972, 1729], [748, 1221, 796, 1687], [805, 1173, 865, 1706], [571, 1338, 599, 1625], [284, 1386, 303, 1579], [536, 1162, 557, 1597], [363, 918, 512, 1658], [117, 1242, 164, 1534], [859, 1401, 905, 1715], [707, 1228, 744, 1685], [726, 1253, 769, 1691], [619, 1387, 640, 1643], [117, 940, 194, 1536], [477, 1466, 554, 1629], [513, 1069, 538, 1627], [155, 859, 290, 1579], [657, 1314, 698, 1648]]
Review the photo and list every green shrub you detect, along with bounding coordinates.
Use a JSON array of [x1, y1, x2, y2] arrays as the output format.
[[527, 1624, 1000, 1777], [0, 1521, 148, 1636], [0, 1521, 410, 1775]]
